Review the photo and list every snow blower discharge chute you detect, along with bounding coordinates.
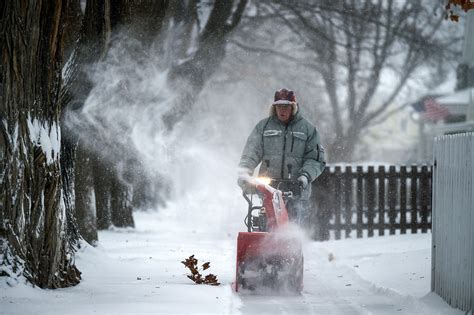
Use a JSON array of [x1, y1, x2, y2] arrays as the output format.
[[235, 177, 303, 293]]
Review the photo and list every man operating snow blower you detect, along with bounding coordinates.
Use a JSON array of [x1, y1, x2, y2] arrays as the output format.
[[238, 88, 326, 229], [234, 88, 326, 293]]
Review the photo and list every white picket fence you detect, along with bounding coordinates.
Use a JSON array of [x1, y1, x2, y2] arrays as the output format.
[[432, 132, 474, 311]]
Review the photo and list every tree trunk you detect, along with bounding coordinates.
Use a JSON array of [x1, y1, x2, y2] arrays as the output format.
[[62, 0, 83, 64], [74, 142, 98, 243], [111, 175, 135, 228], [92, 157, 113, 230], [164, 0, 248, 129], [69, 1, 170, 232], [67, 1, 247, 232], [60, 129, 82, 250], [326, 135, 358, 163], [1, 1, 81, 288], [68, 0, 113, 235]]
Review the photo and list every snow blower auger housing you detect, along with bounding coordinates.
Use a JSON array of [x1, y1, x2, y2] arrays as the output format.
[[235, 178, 303, 293]]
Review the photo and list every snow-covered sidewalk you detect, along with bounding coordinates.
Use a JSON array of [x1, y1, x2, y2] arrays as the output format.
[[0, 211, 461, 314]]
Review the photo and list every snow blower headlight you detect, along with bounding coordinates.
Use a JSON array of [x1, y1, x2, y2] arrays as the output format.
[[255, 177, 272, 185]]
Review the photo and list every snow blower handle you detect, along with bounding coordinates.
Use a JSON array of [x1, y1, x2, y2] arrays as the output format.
[[237, 173, 257, 195], [271, 179, 301, 200], [242, 191, 264, 232]]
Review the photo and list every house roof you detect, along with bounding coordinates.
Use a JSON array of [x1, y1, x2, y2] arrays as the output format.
[[435, 88, 474, 105], [435, 88, 474, 115]]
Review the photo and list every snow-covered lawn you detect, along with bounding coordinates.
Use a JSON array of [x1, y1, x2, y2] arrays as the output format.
[[0, 211, 461, 314]]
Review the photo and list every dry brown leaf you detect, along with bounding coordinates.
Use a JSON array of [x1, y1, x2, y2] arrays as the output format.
[[182, 255, 220, 286]]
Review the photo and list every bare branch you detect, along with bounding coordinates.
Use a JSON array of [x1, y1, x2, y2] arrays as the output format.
[[229, 39, 322, 70], [229, 0, 248, 30]]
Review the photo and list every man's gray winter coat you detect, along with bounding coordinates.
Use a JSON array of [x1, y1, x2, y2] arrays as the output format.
[[238, 106, 326, 200]]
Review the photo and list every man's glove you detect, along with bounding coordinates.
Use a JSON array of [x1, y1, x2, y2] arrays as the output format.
[[237, 177, 247, 190], [237, 169, 254, 193], [297, 175, 309, 190]]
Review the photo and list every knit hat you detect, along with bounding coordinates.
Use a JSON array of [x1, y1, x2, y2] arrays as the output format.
[[269, 88, 298, 116], [272, 88, 296, 105]]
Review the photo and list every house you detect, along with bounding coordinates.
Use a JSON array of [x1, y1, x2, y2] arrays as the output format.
[[413, 10, 474, 162], [413, 89, 474, 161]]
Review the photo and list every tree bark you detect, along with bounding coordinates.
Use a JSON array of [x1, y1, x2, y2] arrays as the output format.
[[92, 157, 113, 230], [1, 1, 81, 288], [60, 129, 82, 250], [62, 0, 83, 64], [111, 175, 134, 228], [74, 142, 98, 243]]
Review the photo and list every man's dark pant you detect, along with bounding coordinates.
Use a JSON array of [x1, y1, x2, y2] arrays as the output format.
[[286, 199, 312, 228]]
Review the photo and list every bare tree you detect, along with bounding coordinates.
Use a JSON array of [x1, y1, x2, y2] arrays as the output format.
[[160, 0, 249, 128], [0, 0, 249, 287], [66, 0, 169, 236], [234, 0, 462, 161], [1, 1, 81, 288], [62, 1, 248, 242]]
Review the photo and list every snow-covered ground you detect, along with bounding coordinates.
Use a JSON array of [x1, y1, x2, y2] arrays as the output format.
[[0, 211, 461, 315]]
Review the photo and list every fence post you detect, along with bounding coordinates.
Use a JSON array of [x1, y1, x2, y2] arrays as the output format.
[[334, 166, 342, 240], [312, 167, 331, 241], [400, 166, 407, 234], [388, 166, 397, 235], [410, 165, 419, 233], [367, 166, 375, 237], [420, 165, 430, 233], [378, 165, 385, 236], [356, 166, 364, 238], [344, 166, 353, 238]]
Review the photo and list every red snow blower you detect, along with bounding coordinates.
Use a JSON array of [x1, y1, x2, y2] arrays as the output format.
[[234, 177, 304, 293]]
